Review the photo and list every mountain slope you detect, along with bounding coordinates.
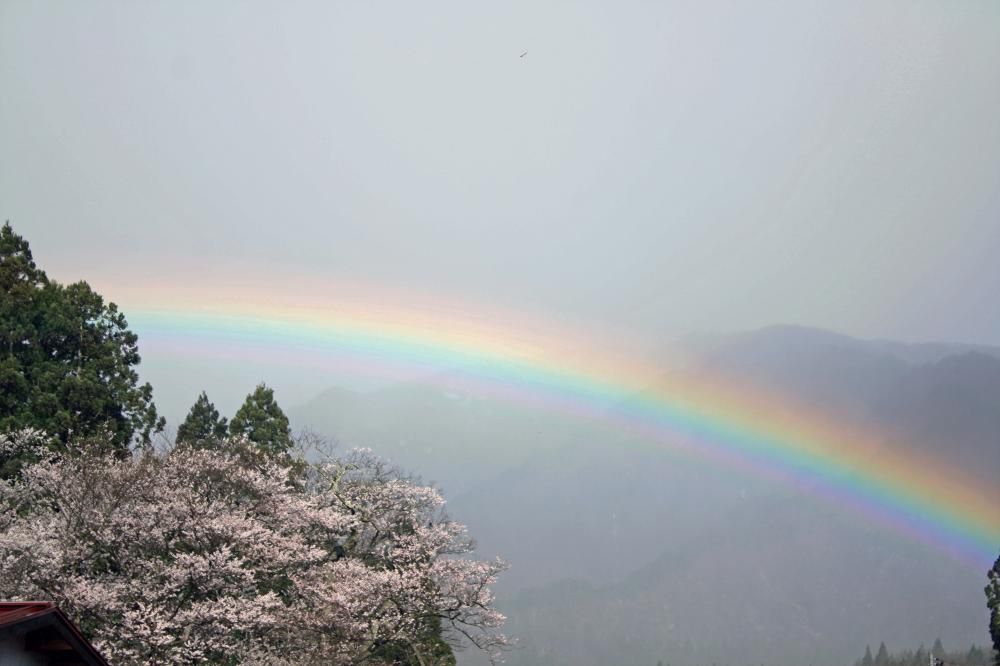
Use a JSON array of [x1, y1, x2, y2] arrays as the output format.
[[288, 325, 1000, 665]]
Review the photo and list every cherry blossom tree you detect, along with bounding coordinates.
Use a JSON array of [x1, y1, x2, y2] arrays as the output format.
[[0, 430, 508, 665]]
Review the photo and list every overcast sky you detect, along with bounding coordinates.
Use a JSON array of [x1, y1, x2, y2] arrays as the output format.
[[3, 1, 999, 382]]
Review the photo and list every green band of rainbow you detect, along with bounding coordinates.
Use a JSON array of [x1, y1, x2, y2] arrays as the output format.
[[126, 304, 1000, 570]]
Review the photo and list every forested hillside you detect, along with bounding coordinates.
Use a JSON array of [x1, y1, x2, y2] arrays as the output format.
[[290, 326, 1000, 665]]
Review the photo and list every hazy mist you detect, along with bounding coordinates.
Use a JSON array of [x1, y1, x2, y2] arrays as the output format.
[[3, 0, 999, 351], [2, 3, 999, 665]]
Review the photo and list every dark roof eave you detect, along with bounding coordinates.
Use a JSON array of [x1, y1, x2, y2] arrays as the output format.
[[0, 603, 109, 666]]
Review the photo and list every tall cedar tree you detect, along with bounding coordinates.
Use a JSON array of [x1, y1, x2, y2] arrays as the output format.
[[176, 391, 228, 447], [988, 554, 1000, 666], [0, 223, 163, 474], [229, 383, 292, 455]]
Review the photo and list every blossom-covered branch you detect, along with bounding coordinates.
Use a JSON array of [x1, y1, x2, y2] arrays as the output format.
[[0, 431, 509, 665]]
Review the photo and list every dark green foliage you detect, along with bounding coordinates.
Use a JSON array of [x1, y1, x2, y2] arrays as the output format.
[[855, 642, 994, 666], [863, 646, 875, 666], [877, 643, 890, 666], [368, 615, 456, 666], [176, 391, 228, 448], [968, 646, 988, 666], [0, 223, 163, 474], [229, 383, 292, 455], [988, 554, 1000, 666]]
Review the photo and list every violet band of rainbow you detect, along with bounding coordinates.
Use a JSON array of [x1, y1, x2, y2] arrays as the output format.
[[127, 307, 1000, 570]]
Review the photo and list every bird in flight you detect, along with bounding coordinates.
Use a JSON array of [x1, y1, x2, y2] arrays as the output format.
[[520, 51, 528, 58]]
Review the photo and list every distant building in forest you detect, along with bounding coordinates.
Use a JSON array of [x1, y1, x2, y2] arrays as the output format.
[[0, 602, 108, 666]]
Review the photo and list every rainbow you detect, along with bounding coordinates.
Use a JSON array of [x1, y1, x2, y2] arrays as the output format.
[[104, 279, 1000, 570]]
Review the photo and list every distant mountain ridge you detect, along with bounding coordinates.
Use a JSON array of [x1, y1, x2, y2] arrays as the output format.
[[682, 324, 1000, 366], [288, 325, 1000, 666], [684, 325, 1000, 486]]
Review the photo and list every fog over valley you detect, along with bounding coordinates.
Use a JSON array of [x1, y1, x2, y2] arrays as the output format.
[[2, 2, 999, 665]]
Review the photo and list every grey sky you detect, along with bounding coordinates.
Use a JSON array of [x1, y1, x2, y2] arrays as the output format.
[[3, 0, 999, 355]]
